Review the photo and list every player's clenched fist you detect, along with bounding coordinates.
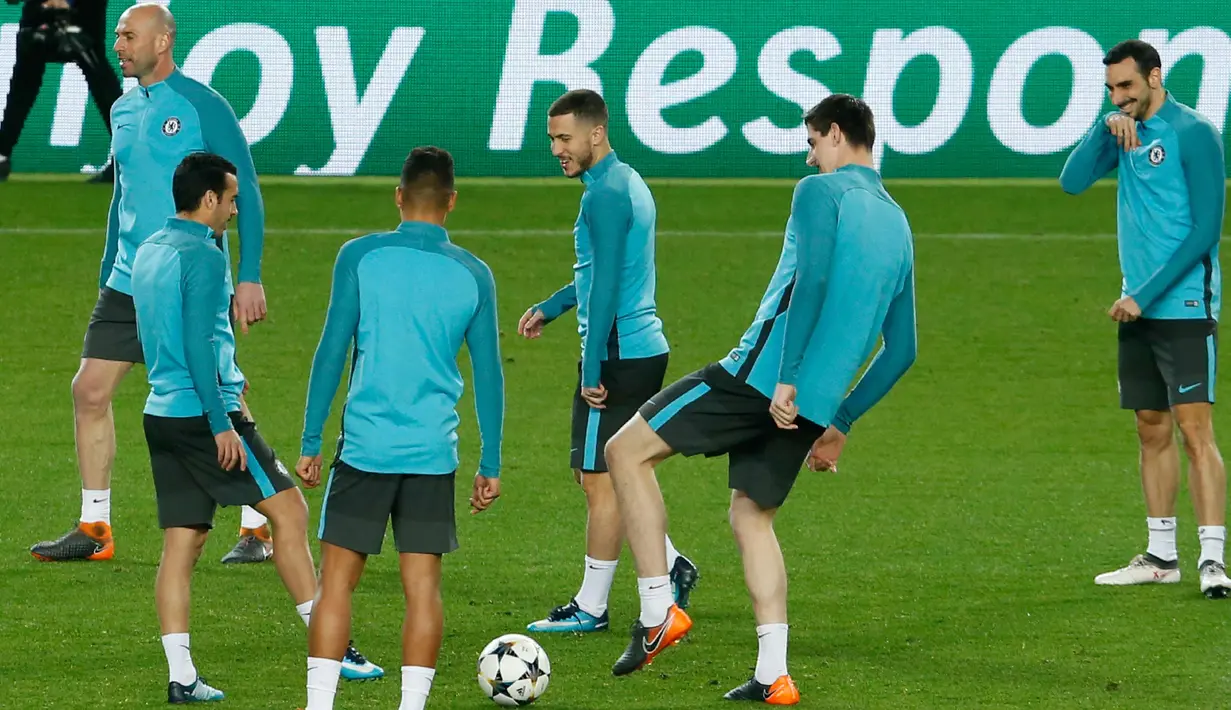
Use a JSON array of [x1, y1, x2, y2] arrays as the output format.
[[1106, 114, 1140, 151], [295, 455, 322, 488]]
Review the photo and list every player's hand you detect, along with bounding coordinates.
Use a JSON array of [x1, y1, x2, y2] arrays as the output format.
[[581, 384, 607, 409], [807, 428, 847, 472], [518, 307, 547, 339], [1105, 114, 1140, 152], [1108, 296, 1142, 322], [770, 383, 799, 429], [233, 282, 267, 335], [215, 430, 247, 471], [469, 474, 501, 514], [296, 455, 323, 488]]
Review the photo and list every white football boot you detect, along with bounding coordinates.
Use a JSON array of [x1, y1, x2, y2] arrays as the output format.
[[1094, 553, 1181, 585], [1199, 561, 1231, 599]]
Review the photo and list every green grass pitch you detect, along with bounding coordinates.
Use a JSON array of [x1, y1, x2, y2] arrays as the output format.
[[1, 177, 1230, 708]]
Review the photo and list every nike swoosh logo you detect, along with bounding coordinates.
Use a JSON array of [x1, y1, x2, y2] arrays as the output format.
[[1179, 383, 1202, 393], [92, 499, 106, 503], [649, 583, 668, 591], [642, 619, 670, 655]]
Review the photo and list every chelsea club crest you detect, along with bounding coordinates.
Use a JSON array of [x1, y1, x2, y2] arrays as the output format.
[[1147, 144, 1165, 166], [162, 117, 181, 136]]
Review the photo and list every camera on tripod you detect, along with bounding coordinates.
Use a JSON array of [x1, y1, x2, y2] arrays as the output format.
[[15, 6, 91, 64]]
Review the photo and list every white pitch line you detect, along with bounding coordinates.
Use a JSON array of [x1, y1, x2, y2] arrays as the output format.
[[0, 227, 1124, 240]]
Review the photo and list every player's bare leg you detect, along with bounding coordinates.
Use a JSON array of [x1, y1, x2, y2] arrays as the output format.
[[251, 487, 315, 604], [606, 415, 692, 675], [582, 470, 624, 561], [1138, 409, 1181, 520], [1095, 409, 1183, 586], [306, 543, 368, 710], [157, 525, 224, 702], [398, 552, 444, 710], [529, 466, 697, 633], [1174, 403, 1231, 598], [723, 491, 799, 704], [30, 358, 133, 561]]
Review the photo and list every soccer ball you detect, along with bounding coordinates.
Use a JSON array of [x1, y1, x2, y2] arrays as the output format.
[[476, 633, 551, 706]]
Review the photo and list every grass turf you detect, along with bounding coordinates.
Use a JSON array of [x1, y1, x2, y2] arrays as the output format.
[[1, 177, 1230, 708]]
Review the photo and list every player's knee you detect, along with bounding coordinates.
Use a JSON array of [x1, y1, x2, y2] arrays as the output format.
[[71, 368, 112, 411], [267, 489, 308, 532], [1135, 411, 1174, 451], [728, 492, 773, 535], [1177, 418, 1218, 459]]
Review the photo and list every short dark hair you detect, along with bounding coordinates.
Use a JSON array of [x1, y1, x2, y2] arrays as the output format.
[[400, 146, 455, 209], [803, 94, 875, 150], [172, 153, 237, 213], [1103, 39, 1162, 78], [548, 89, 608, 126]]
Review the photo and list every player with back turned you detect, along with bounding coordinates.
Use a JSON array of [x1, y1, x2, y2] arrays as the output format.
[[518, 89, 699, 635], [602, 95, 918, 704], [297, 147, 505, 710], [1059, 39, 1231, 599]]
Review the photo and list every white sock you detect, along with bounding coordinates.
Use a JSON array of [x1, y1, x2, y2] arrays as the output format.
[[1198, 525, 1226, 566], [399, 666, 435, 710], [574, 556, 618, 616], [161, 632, 197, 685], [665, 535, 681, 570], [754, 623, 789, 684], [1146, 516, 1178, 562], [241, 505, 268, 530], [637, 575, 673, 627], [296, 600, 314, 627], [81, 489, 111, 525], [306, 657, 342, 710]]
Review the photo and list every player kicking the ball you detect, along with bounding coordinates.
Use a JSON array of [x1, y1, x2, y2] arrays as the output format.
[[297, 147, 504, 710], [131, 154, 378, 703], [603, 95, 918, 704], [519, 89, 698, 635]]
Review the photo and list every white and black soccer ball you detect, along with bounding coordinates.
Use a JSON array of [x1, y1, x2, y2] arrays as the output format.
[[476, 633, 551, 706]]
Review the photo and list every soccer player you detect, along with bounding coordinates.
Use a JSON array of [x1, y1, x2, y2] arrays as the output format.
[[602, 95, 918, 703], [296, 147, 504, 710], [1059, 39, 1231, 598], [131, 153, 377, 703], [29, 2, 273, 565], [519, 88, 699, 634]]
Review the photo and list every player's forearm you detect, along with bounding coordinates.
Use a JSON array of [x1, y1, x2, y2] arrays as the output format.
[[832, 290, 917, 433], [1059, 117, 1117, 195], [778, 236, 829, 385], [99, 181, 122, 288], [1130, 227, 1222, 310], [300, 328, 351, 455], [831, 341, 916, 434], [470, 336, 505, 477], [581, 291, 616, 388], [778, 283, 823, 386], [536, 282, 577, 322], [235, 185, 265, 284], [182, 305, 231, 435]]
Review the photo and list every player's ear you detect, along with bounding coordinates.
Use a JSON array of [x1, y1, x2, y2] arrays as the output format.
[[394, 185, 403, 210], [446, 191, 458, 214], [1148, 66, 1162, 89]]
